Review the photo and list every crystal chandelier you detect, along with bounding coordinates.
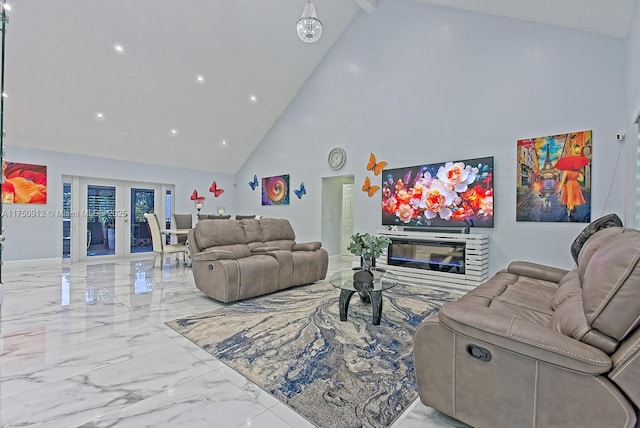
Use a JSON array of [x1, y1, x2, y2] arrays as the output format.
[[296, 0, 322, 43]]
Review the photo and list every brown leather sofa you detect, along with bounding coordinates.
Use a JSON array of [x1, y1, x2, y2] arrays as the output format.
[[188, 218, 328, 303], [414, 226, 640, 428]]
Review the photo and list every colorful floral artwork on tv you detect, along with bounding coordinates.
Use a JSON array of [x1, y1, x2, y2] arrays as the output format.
[[382, 157, 494, 228], [261, 174, 290, 206], [2, 161, 48, 204], [516, 130, 591, 223]]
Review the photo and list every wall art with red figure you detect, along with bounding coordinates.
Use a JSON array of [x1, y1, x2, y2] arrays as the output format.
[[2, 161, 48, 204], [516, 130, 591, 223]]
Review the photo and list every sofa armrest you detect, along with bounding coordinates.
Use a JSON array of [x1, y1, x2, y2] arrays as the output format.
[[292, 241, 322, 251], [192, 249, 238, 261], [251, 246, 281, 253], [439, 302, 611, 374], [507, 261, 569, 283]]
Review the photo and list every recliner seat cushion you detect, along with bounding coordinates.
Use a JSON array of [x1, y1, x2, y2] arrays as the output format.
[[458, 271, 556, 326]]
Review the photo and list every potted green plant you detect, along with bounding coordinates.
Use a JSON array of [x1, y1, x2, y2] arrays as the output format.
[[99, 211, 115, 249], [347, 232, 391, 272]]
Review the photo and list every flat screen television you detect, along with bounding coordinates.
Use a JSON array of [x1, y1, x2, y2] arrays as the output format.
[[381, 156, 494, 228]]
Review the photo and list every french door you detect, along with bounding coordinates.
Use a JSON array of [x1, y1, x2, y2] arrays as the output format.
[[63, 176, 173, 261]]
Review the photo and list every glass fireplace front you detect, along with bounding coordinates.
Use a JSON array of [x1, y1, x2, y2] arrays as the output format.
[[387, 238, 465, 274]]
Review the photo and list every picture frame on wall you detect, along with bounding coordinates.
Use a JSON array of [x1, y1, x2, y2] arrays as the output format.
[[516, 130, 592, 223], [2, 161, 48, 204], [261, 174, 290, 206]]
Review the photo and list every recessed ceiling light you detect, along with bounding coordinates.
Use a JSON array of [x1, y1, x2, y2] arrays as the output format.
[[114, 44, 125, 53], [95, 112, 104, 120], [170, 129, 178, 135], [220, 140, 228, 147], [2, 4, 11, 11], [196, 75, 205, 83], [249, 94, 257, 103]]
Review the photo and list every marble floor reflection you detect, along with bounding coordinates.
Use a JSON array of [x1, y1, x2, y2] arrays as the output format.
[[0, 256, 462, 428]]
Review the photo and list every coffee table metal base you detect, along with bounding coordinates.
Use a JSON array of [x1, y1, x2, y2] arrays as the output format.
[[339, 289, 383, 325]]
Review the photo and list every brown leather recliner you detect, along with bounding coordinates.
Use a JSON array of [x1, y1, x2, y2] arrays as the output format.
[[188, 218, 328, 303], [414, 227, 640, 428]]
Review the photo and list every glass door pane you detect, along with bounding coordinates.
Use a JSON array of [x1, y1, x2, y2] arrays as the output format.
[[63, 182, 71, 258], [165, 190, 172, 244], [131, 188, 154, 253], [87, 185, 116, 256]]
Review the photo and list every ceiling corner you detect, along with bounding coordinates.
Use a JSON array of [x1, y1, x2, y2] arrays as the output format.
[[353, 0, 376, 14]]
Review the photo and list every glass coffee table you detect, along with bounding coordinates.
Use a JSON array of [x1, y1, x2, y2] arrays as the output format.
[[329, 267, 399, 325]]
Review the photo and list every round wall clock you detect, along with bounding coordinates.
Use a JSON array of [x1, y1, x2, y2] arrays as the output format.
[[328, 147, 347, 170]]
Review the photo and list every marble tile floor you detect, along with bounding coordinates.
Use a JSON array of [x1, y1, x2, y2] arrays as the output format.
[[0, 256, 463, 428]]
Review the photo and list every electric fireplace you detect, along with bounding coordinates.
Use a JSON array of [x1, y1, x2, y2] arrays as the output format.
[[387, 238, 465, 274], [375, 230, 489, 292]]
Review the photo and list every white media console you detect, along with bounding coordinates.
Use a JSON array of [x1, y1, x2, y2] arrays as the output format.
[[376, 230, 489, 293]]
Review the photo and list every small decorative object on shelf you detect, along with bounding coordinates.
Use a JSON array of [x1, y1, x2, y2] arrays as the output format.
[[347, 232, 392, 272], [190, 189, 205, 216]]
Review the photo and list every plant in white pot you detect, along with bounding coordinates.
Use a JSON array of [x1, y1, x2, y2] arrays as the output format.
[[347, 232, 391, 272], [99, 212, 115, 250]]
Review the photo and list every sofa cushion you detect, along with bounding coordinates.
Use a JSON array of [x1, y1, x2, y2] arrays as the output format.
[[264, 240, 295, 250], [439, 301, 612, 374], [293, 242, 322, 251], [577, 227, 625, 281], [259, 218, 295, 241], [570, 213, 623, 264], [192, 244, 251, 261], [239, 218, 297, 250], [194, 219, 247, 248], [549, 294, 617, 354], [458, 271, 555, 326], [582, 229, 640, 342], [551, 270, 581, 310], [549, 228, 640, 354], [240, 219, 263, 243]]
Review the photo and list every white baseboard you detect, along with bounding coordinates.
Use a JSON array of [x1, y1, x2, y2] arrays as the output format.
[[3, 258, 63, 270]]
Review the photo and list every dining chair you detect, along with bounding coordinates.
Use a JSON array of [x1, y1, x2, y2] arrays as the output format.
[[172, 213, 193, 244], [143, 212, 188, 268]]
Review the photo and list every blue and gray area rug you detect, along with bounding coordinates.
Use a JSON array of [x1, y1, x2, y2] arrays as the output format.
[[166, 281, 456, 428]]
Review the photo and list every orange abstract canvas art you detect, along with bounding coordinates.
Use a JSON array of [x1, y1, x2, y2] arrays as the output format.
[[2, 162, 48, 204]]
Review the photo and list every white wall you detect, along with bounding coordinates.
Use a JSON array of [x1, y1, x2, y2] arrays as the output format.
[[236, 0, 627, 275], [3, 146, 235, 261], [624, 1, 640, 227]]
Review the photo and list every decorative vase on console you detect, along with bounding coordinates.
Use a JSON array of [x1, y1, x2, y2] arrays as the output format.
[[347, 232, 391, 272], [347, 233, 391, 301], [361, 256, 375, 272]]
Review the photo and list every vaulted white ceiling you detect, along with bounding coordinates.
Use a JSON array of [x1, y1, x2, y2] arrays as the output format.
[[414, 0, 638, 39], [4, 0, 637, 174]]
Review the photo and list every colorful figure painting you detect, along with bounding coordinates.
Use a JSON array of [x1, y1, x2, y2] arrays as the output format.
[[2, 162, 48, 204], [516, 130, 592, 223], [261, 174, 290, 206]]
